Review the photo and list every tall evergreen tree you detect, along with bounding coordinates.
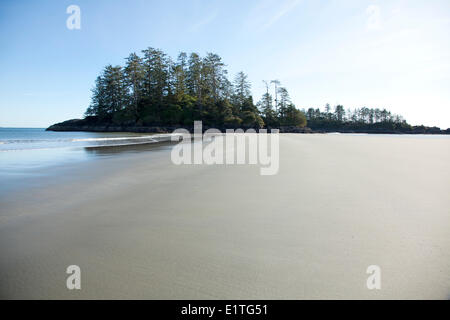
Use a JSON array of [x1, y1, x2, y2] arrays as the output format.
[[233, 71, 251, 108], [202, 53, 226, 103], [124, 53, 145, 121]]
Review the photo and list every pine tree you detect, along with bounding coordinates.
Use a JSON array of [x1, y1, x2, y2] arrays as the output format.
[[124, 53, 145, 121]]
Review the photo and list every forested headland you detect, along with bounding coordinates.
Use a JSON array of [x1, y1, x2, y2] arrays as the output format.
[[78, 48, 305, 130], [304, 105, 448, 134], [47, 47, 449, 134]]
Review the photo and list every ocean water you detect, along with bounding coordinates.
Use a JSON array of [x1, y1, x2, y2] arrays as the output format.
[[0, 128, 166, 151], [0, 128, 172, 195]]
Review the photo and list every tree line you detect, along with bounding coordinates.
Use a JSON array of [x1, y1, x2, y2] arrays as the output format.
[[305, 104, 405, 123], [83, 46, 429, 133], [85, 48, 306, 129], [302, 104, 412, 132]]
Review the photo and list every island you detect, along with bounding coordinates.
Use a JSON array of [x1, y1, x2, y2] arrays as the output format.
[[47, 47, 449, 135]]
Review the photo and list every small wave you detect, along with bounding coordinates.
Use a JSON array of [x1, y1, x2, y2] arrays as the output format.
[[84, 140, 163, 148], [0, 134, 181, 144], [72, 136, 154, 142], [0, 136, 157, 144], [73, 134, 181, 143]]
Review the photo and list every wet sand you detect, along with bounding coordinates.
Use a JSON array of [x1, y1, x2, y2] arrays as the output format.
[[0, 134, 449, 299]]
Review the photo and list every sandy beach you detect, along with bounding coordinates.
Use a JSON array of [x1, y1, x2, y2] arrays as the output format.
[[0, 134, 449, 299]]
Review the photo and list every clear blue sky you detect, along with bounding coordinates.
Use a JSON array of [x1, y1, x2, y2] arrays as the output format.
[[1, 0, 449, 128]]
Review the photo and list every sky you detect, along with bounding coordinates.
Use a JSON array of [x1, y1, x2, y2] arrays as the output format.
[[0, 0, 449, 128]]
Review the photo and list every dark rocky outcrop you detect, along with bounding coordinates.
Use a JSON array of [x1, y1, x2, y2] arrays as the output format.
[[277, 126, 314, 133], [46, 118, 314, 134], [47, 118, 449, 135], [46, 118, 181, 133]]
